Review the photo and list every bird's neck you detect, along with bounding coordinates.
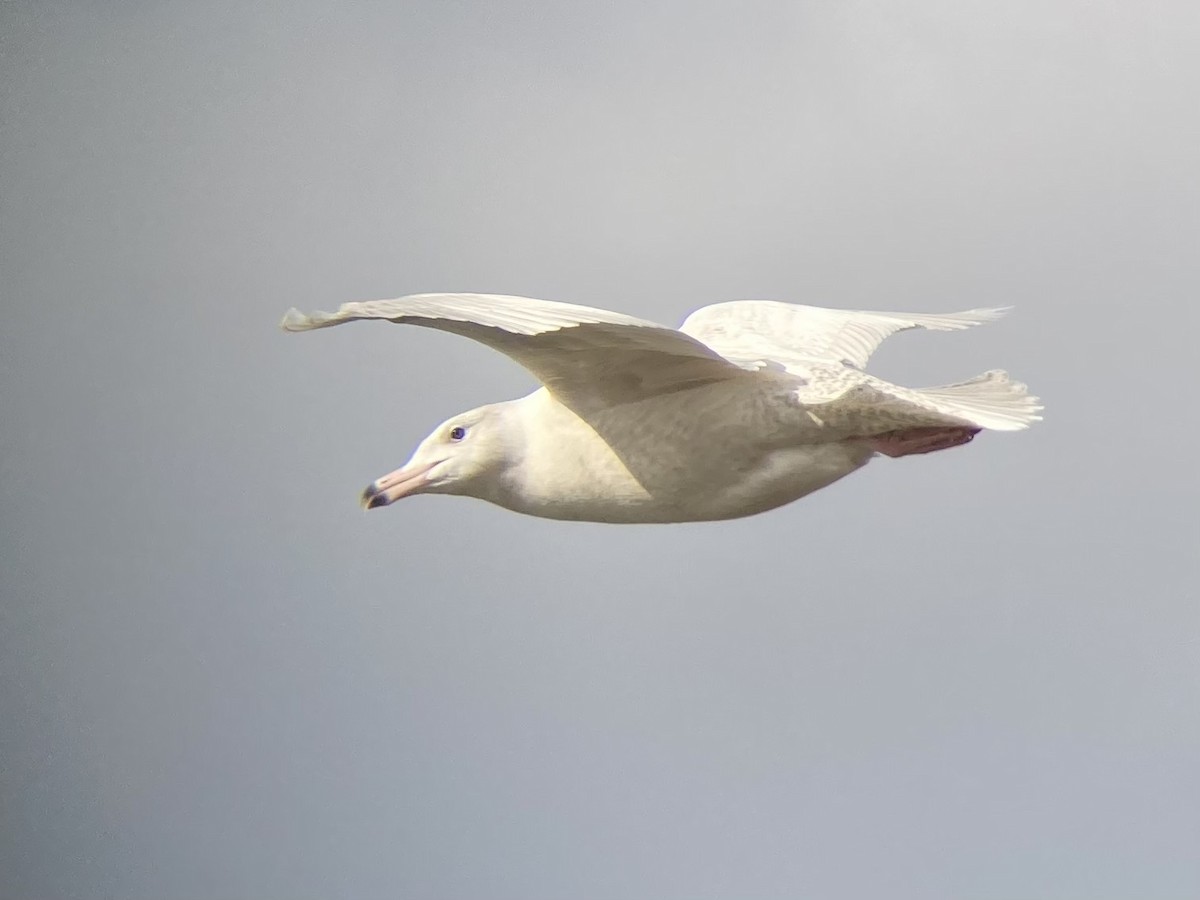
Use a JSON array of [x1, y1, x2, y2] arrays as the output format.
[[485, 391, 655, 520]]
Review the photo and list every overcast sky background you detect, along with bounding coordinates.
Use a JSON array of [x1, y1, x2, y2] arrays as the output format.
[[2, 2, 1198, 898]]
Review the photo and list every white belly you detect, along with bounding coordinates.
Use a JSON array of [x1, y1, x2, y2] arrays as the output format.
[[494, 387, 874, 523]]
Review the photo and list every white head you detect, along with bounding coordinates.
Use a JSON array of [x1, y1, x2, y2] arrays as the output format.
[[361, 403, 518, 510]]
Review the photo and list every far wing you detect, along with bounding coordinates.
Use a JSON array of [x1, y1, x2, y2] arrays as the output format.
[[679, 300, 1008, 373], [282, 293, 753, 413]]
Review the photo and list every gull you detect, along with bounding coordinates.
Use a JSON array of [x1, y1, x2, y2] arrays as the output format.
[[282, 293, 1040, 523]]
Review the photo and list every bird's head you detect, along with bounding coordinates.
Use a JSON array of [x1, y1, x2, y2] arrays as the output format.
[[360, 404, 516, 510]]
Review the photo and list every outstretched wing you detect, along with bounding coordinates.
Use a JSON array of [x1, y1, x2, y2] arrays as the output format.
[[679, 300, 1040, 431], [282, 293, 753, 413], [679, 300, 1008, 373]]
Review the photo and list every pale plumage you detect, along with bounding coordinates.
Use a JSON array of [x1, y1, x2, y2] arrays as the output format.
[[282, 293, 1041, 523]]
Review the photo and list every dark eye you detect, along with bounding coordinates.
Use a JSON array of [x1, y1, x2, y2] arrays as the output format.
[[449, 426, 467, 441]]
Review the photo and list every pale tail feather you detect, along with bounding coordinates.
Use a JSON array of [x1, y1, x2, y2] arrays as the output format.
[[913, 369, 1042, 431]]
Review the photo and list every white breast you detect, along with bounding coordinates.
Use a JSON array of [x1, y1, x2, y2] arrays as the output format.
[[489, 386, 873, 523]]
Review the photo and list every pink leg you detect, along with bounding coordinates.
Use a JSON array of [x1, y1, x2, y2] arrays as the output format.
[[866, 426, 981, 458]]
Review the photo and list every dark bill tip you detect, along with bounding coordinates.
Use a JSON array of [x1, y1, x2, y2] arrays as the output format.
[[360, 484, 390, 511]]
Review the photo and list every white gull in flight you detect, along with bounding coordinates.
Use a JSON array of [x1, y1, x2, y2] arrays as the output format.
[[282, 293, 1040, 523]]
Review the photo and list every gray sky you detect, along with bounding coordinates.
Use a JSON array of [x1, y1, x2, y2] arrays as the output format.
[[2, 2, 1197, 898]]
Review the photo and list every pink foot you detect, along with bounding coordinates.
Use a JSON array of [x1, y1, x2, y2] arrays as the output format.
[[866, 426, 980, 458]]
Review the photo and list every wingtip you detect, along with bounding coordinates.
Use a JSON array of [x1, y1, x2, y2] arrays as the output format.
[[910, 306, 1013, 332], [280, 308, 311, 332], [280, 308, 339, 332], [961, 306, 1012, 325]]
